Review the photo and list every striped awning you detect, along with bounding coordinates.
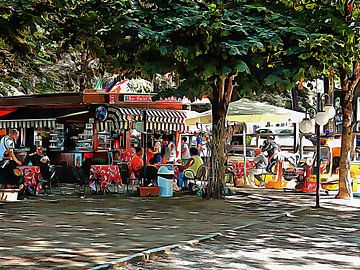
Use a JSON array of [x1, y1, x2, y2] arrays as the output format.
[[96, 106, 187, 132], [0, 107, 89, 130], [0, 119, 57, 129]]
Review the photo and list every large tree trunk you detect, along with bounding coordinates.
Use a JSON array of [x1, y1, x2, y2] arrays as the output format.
[[207, 74, 236, 199], [337, 61, 360, 199]]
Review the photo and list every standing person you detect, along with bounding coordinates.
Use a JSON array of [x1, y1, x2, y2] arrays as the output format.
[[161, 136, 176, 163], [194, 132, 203, 154], [153, 134, 162, 154], [249, 148, 268, 187], [154, 141, 162, 154], [0, 129, 23, 186], [146, 143, 155, 165], [181, 137, 191, 164], [167, 135, 176, 162]]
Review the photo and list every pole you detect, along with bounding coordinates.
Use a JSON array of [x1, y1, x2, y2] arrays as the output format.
[[142, 110, 147, 186], [315, 93, 321, 208], [242, 124, 247, 184]]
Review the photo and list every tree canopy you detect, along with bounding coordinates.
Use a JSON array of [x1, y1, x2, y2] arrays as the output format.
[[1, 0, 360, 198]]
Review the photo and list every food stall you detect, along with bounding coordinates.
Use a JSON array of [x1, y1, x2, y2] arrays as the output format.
[[0, 92, 192, 184]]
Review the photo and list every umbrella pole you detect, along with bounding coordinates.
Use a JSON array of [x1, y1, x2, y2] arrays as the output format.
[[243, 125, 247, 185]]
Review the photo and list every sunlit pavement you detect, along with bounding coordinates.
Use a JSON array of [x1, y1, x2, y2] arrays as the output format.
[[119, 190, 360, 270], [0, 186, 358, 269]]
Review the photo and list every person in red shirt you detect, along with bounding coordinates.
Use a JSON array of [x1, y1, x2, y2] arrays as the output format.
[[146, 143, 155, 165], [131, 147, 144, 178]]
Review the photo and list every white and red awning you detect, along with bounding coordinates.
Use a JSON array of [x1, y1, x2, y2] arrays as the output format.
[[96, 107, 188, 132]]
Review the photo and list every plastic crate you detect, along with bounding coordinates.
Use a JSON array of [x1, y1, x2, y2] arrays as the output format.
[[138, 186, 160, 197]]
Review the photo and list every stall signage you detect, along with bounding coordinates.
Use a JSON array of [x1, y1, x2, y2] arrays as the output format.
[[124, 95, 152, 102], [95, 106, 108, 122], [109, 94, 116, 104]]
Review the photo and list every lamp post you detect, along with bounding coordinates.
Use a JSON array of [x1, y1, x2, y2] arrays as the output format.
[[299, 93, 335, 208]]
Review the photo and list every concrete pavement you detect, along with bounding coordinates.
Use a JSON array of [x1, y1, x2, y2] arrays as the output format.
[[0, 187, 358, 269], [118, 190, 360, 270]]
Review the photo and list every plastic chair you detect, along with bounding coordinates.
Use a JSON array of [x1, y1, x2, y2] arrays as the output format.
[[41, 165, 63, 195], [185, 164, 207, 187], [119, 163, 140, 193], [71, 165, 89, 196]]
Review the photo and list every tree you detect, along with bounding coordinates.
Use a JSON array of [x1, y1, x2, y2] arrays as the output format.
[[0, 0, 125, 94], [3, 0, 358, 200], [280, 0, 360, 199], [100, 0, 321, 198]]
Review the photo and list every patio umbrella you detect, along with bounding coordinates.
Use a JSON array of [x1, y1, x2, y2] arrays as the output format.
[[185, 99, 305, 125]]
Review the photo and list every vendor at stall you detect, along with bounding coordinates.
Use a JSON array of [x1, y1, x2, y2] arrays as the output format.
[[0, 129, 23, 186]]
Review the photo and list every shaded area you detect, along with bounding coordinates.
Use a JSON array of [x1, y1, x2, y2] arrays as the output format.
[[0, 188, 315, 269], [121, 207, 360, 270]]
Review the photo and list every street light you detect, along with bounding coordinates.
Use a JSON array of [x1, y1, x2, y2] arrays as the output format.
[[299, 93, 335, 208], [299, 108, 316, 134]]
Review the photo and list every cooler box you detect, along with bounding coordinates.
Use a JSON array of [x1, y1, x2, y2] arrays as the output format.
[[0, 189, 19, 201], [157, 166, 174, 197]]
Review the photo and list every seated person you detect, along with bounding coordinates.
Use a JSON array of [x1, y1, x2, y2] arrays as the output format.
[[24, 145, 51, 179], [130, 147, 144, 178], [177, 147, 203, 188], [0, 129, 23, 187], [144, 157, 159, 186], [249, 148, 268, 187]]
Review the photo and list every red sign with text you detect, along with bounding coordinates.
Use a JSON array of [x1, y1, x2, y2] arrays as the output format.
[[124, 95, 152, 102]]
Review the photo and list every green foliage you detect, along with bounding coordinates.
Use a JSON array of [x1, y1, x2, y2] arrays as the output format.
[[100, 0, 322, 100], [1, 0, 359, 101]]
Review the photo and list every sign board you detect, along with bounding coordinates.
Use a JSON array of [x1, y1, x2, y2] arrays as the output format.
[[124, 95, 152, 102], [109, 94, 116, 104], [95, 106, 108, 122]]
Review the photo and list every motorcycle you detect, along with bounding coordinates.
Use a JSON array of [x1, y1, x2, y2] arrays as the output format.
[[261, 139, 300, 174]]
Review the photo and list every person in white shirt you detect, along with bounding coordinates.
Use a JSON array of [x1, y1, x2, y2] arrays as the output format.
[[181, 137, 191, 163], [0, 129, 23, 186], [162, 136, 176, 163]]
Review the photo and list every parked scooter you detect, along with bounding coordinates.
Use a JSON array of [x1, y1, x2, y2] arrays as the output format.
[[282, 158, 314, 192]]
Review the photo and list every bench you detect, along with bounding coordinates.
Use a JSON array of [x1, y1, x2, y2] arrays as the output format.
[[0, 189, 19, 201]]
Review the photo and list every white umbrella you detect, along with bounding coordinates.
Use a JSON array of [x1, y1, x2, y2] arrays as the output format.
[[186, 99, 305, 125]]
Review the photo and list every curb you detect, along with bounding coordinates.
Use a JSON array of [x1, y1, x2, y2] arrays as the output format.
[[88, 206, 310, 269]]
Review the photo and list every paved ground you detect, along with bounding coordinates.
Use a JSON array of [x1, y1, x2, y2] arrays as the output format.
[[119, 194, 360, 270], [0, 186, 358, 269]]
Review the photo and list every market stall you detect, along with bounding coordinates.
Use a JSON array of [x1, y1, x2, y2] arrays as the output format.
[[0, 92, 194, 186]]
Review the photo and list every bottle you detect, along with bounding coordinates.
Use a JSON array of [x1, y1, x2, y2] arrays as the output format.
[[28, 161, 32, 166]]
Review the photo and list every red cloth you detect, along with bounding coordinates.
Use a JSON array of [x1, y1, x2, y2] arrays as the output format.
[[89, 165, 122, 190], [17, 166, 42, 193], [231, 160, 256, 179], [121, 149, 135, 163]]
